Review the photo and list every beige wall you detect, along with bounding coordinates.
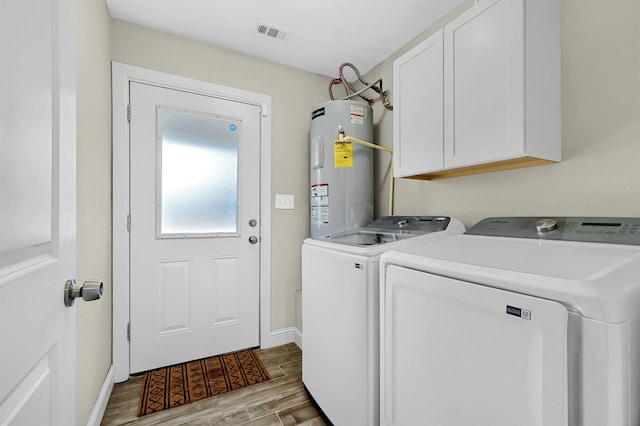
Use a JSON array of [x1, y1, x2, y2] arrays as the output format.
[[75, 1, 640, 422], [75, 0, 112, 424], [109, 19, 328, 331], [75, 13, 328, 422], [368, 0, 640, 226]]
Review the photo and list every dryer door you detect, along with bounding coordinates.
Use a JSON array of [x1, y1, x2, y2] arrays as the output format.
[[381, 265, 568, 426]]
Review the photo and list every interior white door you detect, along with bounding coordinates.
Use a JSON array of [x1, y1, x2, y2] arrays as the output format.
[[129, 82, 261, 373], [382, 265, 568, 426], [0, 0, 76, 424]]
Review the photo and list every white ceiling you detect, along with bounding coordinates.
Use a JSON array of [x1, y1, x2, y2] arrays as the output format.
[[105, 0, 467, 78]]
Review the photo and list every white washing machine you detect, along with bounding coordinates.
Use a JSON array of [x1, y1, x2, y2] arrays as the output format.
[[302, 216, 465, 426], [380, 217, 640, 426]]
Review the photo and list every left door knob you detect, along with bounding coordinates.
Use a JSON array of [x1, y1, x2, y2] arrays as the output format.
[[64, 279, 103, 307]]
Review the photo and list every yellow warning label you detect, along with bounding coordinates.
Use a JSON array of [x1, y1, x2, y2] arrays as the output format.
[[334, 140, 353, 168]]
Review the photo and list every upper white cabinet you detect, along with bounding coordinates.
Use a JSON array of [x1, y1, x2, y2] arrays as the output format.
[[393, 0, 561, 179], [393, 29, 444, 177]]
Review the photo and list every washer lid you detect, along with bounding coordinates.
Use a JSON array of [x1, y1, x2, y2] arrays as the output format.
[[381, 230, 640, 323], [310, 216, 457, 249], [304, 216, 466, 255], [318, 232, 412, 246]]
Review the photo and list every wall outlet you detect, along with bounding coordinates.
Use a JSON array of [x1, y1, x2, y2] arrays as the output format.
[[275, 194, 295, 210]]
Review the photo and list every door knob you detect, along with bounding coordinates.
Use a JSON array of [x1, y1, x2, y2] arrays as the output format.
[[64, 279, 104, 307], [248, 235, 259, 244]]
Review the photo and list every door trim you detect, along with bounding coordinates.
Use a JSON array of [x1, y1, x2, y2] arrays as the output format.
[[111, 62, 272, 382]]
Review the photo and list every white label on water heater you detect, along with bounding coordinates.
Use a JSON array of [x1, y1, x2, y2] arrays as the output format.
[[311, 184, 329, 224], [311, 207, 329, 224], [350, 105, 365, 125], [311, 184, 328, 200]]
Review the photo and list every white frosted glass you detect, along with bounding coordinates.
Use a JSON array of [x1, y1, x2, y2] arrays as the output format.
[[159, 109, 239, 236]]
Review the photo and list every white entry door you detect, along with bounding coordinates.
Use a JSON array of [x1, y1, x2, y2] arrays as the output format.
[[0, 0, 76, 424], [129, 82, 262, 373]]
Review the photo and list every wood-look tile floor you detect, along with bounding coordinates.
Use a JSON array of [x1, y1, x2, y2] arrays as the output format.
[[101, 343, 332, 426]]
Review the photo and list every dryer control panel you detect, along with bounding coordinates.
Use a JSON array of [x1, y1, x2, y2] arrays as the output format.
[[466, 217, 640, 245]]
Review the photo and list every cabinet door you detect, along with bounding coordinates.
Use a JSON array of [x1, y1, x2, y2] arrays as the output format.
[[444, 0, 525, 168], [393, 29, 444, 176]]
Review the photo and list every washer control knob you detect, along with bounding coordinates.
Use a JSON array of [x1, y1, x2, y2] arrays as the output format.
[[536, 218, 558, 232], [397, 218, 410, 228]]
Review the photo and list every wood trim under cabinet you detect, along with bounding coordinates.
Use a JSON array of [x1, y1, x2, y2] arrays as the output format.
[[405, 157, 558, 180]]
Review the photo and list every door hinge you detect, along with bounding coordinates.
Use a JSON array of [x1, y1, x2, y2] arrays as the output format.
[[127, 105, 131, 122], [127, 213, 131, 232], [127, 322, 131, 341]]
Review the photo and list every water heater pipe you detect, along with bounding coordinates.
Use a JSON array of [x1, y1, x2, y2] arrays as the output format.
[[329, 62, 393, 110], [337, 134, 394, 216]]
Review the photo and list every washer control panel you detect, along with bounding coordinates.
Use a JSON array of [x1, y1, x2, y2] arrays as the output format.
[[364, 216, 451, 234], [466, 217, 640, 245]]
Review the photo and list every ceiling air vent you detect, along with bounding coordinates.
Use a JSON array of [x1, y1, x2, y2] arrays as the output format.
[[256, 22, 290, 41]]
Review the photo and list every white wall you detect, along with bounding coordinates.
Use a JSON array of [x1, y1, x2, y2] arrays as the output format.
[[368, 0, 640, 226], [75, 0, 112, 424]]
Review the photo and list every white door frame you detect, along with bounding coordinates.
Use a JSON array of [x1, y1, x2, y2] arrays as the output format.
[[112, 62, 272, 382]]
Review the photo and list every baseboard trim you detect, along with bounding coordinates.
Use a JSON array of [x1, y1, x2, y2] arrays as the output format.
[[87, 365, 114, 426], [293, 327, 302, 349], [265, 327, 301, 349]]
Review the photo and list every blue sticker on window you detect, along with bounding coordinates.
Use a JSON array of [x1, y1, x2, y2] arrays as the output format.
[[229, 123, 237, 132]]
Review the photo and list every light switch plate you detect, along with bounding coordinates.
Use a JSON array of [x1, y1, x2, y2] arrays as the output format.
[[275, 194, 295, 210]]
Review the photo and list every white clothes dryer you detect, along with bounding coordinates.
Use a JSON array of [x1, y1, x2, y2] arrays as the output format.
[[302, 216, 465, 426], [380, 217, 640, 426]]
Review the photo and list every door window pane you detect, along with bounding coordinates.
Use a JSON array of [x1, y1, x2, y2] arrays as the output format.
[[158, 108, 239, 237]]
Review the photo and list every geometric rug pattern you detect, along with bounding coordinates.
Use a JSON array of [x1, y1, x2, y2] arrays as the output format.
[[137, 349, 270, 417]]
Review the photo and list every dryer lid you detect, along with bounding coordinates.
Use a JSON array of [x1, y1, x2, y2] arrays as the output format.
[[381, 217, 640, 324]]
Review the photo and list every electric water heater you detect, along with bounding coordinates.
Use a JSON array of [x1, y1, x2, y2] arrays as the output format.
[[309, 100, 373, 238]]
